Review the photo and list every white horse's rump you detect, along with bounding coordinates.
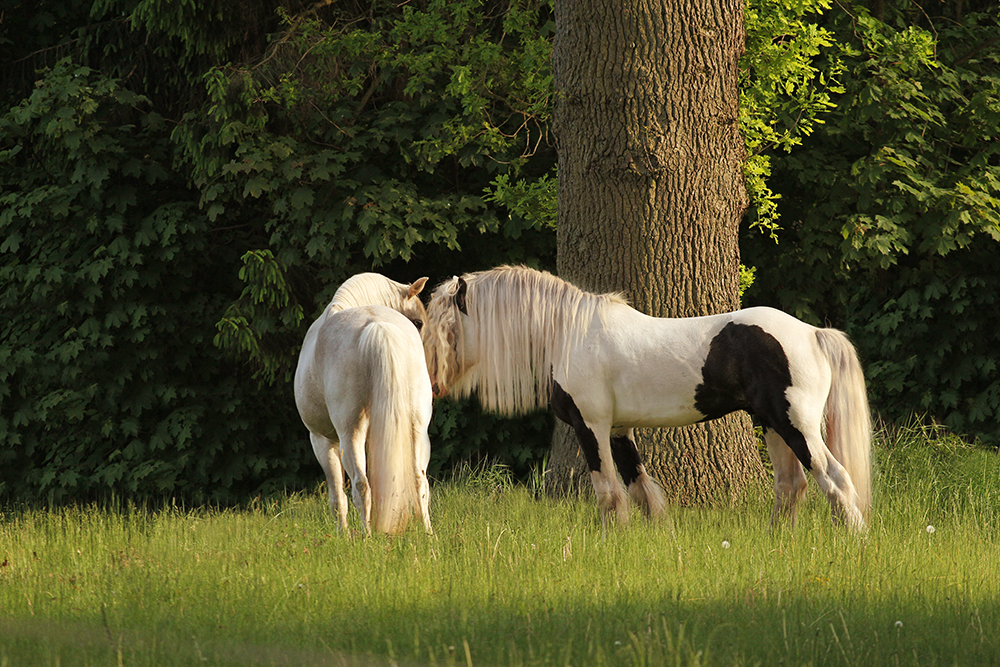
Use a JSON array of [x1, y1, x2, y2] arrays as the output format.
[[294, 274, 432, 535], [423, 266, 872, 530]]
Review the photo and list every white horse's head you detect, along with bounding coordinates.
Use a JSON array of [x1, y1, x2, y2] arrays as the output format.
[[422, 275, 476, 398], [329, 273, 429, 331]]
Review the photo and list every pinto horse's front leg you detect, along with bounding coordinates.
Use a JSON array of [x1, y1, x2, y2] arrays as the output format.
[[550, 381, 629, 524], [611, 428, 667, 520], [590, 429, 630, 524]]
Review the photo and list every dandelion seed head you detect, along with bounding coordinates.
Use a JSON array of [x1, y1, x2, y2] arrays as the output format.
[[895, 620, 903, 628], [926, 525, 935, 534], [721, 540, 731, 549]]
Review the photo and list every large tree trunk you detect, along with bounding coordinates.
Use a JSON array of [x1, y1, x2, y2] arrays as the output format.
[[546, 0, 767, 504]]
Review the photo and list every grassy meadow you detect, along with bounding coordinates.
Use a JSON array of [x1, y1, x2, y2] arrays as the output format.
[[1, 423, 998, 667]]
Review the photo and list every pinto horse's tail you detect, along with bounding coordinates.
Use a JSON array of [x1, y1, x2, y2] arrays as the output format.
[[359, 321, 421, 535], [815, 328, 872, 518]]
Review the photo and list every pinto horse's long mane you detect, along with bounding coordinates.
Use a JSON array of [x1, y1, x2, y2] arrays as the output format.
[[426, 266, 627, 415]]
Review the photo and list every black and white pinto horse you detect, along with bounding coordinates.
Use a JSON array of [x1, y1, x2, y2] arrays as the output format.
[[294, 273, 433, 535], [422, 266, 872, 531]]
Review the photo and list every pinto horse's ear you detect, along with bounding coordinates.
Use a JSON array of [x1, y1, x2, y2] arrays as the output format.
[[455, 276, 468, 315], [408, 276, 429, 298]]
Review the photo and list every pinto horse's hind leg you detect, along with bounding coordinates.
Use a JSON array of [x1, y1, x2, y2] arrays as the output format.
[[310, 432, 349, 532], [764, 429, 807, 529], [771, 421, 866, 532], [803, 432, 867, 531], [611, 429, 666, 520]]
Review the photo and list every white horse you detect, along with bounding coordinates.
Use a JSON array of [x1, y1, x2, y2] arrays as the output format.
[[294, 273, 433, 535], [422, 265, 872, 531]]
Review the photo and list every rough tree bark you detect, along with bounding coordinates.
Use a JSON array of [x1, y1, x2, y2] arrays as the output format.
[[545, 0, 767, 504]]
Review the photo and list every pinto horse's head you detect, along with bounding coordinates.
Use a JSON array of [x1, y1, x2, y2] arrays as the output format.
[[422, 275, 473, 398]]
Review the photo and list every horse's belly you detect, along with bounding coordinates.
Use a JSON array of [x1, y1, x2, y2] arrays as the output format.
[[613, 403, 706, 429], [610, 378, 706, 428]]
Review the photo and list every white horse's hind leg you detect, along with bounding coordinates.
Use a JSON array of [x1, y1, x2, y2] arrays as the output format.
[[415, 430, 433, 534], [764, 430, 807, 529], [310, 433, 349, 532], [340, 417, 372, 535]]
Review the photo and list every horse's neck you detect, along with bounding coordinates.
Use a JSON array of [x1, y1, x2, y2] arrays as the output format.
[[329, 285, 400, 313]]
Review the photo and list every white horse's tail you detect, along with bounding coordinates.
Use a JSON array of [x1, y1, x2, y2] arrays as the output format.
[[359, 322, 419, 535], [815, 328, 872, 517]]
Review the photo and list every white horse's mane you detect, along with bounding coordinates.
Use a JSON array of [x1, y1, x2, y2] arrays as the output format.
[[328, 273, 413, 314], [428, 265, 626, 415]]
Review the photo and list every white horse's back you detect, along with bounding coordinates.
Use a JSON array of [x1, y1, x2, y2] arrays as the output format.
[[298, 307, 416, 438]]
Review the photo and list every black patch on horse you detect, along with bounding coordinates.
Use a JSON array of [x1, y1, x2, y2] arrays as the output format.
[[550, 381, 602, 472], [610, 435, 642, 487], [455, 276, 468, 315], [693, 322, 812, 470]]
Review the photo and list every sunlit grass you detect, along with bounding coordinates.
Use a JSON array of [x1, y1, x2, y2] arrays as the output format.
[[1, 424, 998, 666]]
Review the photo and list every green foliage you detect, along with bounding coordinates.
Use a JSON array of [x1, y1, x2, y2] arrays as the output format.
[[2, 1, 559, 501], [174, 0, 559, 476], [171, 0, 556, 378], [851, 256, 1000, 439], [427, 399, 553, 480], [740, 0, 845, 235], [0, 60, 311, 502], [737, 264, 757, 302], [212, 249, 305, 386], [744, 3, 1000, 445], [484, 170, 558, 236]]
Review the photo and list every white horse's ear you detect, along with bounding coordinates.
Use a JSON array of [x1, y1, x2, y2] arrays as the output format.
[[455, 276, 468, 315], [408, 276, 429, 298]]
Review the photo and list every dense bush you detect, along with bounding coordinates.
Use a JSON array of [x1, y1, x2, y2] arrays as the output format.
[[0, 0, 557, 503], [180, 0, 559, 480], [743, 3, 1000, 444], [0, 62, 311, 501]]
